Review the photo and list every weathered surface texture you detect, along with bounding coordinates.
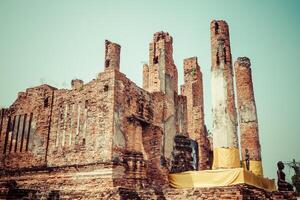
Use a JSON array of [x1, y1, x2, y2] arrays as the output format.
[[105, 40, 121, 71], [235, 57, 263, 176], [181, 57, 211, 170], [210, 20, 238, 149], [47, 70, 115, 167], [144, 31, 178, 93], [0, 175, 297, 200], [210, 20, 240, 170], [142, 31, 188, 168], [0, 85, 56, 169], [0, 23, 291, 199], [0, 32, 194, 198]]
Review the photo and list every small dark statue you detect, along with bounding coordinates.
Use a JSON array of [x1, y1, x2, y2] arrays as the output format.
[[286, 159, 300, 196], [277, 161, 294, 191], [245, 148, 250, 171]]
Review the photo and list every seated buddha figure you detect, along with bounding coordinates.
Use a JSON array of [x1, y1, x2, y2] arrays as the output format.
[[277, 161, 294, 191]]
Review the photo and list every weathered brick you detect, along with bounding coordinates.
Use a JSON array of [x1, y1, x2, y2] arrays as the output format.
[[0, 21, 294, 200], [210, 20, 239, 169], [235, 57, 263, 176]]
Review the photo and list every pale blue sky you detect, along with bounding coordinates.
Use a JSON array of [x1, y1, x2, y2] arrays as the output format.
[[0, 0, 299, 181]]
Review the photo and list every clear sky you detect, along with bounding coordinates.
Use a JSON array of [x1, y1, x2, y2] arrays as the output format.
[[0, 0, 299, 181]]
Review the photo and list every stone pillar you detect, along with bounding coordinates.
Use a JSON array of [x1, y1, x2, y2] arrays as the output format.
[[147, 31, 178, 93], [104, 40, 120, 71], [181, 57, 210, 170], [234, 57, 263, 176], [210, 20, 240, 169]]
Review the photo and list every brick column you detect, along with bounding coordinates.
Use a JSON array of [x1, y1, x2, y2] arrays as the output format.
[[181, 57, 210, 170], [104, 40, 121, 71], [234, 57, 263, 176], [147, 32, 178, 93], [210, 20, 240, 169]]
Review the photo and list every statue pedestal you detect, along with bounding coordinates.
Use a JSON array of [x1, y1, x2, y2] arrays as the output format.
[[169, 168, 275, 191]]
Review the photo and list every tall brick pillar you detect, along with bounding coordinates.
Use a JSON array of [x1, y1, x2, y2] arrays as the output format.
[[234, 57, 263, 176], [210, 20, 240, 169], [181, 57, 210, 170], [146, 31, 178, 93], [145, 32, 179, 165], [104, 40, 120, 71]]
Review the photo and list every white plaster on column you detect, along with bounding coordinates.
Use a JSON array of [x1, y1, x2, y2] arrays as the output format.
[[239, 102, 257, 123], [211, 68, 238, 148]]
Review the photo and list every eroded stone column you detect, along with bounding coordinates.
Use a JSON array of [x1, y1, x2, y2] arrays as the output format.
[[147, 32, 178, 93], [181, 57, 210, 170], [234, 57, 263, 176], [104, 40, 121, 71], [146, 32, 179, 164], [210, 20, 240, 169]]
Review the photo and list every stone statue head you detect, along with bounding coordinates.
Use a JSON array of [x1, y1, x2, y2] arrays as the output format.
[[245, 148, 249, 156], [277, 161, 285, 170]]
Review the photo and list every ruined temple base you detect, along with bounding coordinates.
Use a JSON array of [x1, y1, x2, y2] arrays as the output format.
[[169, 168, 276, 192], [0, 165, 297, 199], [0, 184, 297, 199]]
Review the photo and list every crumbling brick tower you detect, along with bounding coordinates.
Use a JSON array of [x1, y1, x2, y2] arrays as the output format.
[[210, 20, 240, 169], [143, 32, 186, 164], [181, 57, 210, 170], [234, 57, 263, 176], [104, 40, 121, 71], [144, 32, 178, 93]]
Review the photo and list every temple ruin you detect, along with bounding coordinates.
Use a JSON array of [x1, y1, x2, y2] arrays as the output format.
[[0, 21, 296, 199]]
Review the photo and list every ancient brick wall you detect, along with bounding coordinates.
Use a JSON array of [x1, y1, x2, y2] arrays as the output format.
[[0, 85, 56, 169], [0, 33, 196, 192], [113, 70, 178, 185], [0, 22, 285, 200], [47, 70, 115, 167], [181, 57, 210, 170], [142, 125, 169, 186], [0, 173, 296, 200], [0, 163, 120, 199], [113, 70, 154, 156]]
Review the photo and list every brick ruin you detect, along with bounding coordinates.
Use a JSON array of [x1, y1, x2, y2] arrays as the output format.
[[235, 57, 263, 177], [210, 20, 240, 170], [181, 57, 211, 170], [0, 21, 296, 199]]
